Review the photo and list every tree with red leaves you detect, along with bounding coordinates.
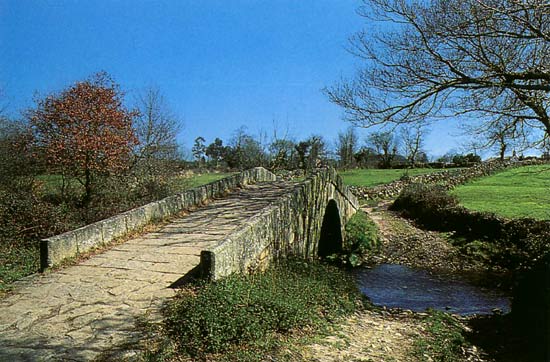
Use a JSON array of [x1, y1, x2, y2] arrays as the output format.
[[29, 72, 138, 206]]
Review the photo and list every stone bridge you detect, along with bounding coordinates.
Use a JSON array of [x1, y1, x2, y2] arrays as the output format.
[[0, 167, 358, 361]]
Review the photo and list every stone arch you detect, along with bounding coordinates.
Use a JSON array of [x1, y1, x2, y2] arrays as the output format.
[[317, 199, 343, 258]]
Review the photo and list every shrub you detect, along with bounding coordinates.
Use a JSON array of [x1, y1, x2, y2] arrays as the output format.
[[162, 260, 362, 359], [391, 183, 459, 230], [342, 210, 380, 266]]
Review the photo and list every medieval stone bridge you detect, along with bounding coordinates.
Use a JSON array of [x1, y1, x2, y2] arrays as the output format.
[[0, 167, 358, 361]]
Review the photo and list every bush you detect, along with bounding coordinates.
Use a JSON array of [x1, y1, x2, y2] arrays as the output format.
[[162, 260, 362, 359], [391, 183, 459, 230], [342, 210, 380, 266]]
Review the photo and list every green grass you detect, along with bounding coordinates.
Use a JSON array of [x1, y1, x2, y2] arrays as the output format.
[[411, 310, 470, 362], [0, 245, 40, 294], [171, 172, 235, 192], [452, 165, 550, 220], [340, 168, 447, 187]]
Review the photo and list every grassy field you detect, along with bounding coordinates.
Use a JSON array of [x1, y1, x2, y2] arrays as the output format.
[[172, 172, 234, 191], [452, 165, 550, 220], [340, 168, 448, 187], [37, 172, 235, 194]]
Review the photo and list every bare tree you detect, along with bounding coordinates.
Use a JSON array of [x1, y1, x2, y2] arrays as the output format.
[[134, 86, 181, 175], [367, 131, 398, 168], [269, 138, 296, 170], [326, 0, 550, 142], [336, 127, 359, 169], [464, 117, 530, 160], [400, 123, 429, 167]]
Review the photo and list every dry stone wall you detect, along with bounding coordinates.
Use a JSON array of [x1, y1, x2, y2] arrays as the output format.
[[200, 168, 359, 280], [349, 159, 547, 200], [40, 167, 277, 270]]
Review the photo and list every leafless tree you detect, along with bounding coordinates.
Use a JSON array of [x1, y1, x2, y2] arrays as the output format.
[[336, 127, 359, 169], [463, 116, 530, 160], [400, 123, 429, 167], [133, 86, 181, 175], [326, 0, 550, 143], [367, 131, 398, 168]]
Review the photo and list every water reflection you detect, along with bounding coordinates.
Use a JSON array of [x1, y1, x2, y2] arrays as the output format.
[[354, 264, 511, 315]]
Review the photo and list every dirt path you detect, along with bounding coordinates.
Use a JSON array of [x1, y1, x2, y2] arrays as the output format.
[[304, 310, 423, 362]]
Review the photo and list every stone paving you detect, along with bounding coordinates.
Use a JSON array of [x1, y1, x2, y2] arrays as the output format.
[[0, 181, 294, 361]]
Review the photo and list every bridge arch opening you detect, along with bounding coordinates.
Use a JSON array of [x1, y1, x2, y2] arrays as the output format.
[[318, 199, 343, 258]]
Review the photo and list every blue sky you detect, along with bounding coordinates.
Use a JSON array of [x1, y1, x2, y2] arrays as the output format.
[[0, 0, 462, 158]]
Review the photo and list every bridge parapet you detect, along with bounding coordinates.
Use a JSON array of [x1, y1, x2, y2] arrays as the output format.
[[200, 167, 359, 280], [40, 167, 277, 270]]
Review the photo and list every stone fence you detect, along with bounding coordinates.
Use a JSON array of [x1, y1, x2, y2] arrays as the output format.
[[40, 167, 277, 270], [349, 159, 547, 200], [200, 167, 359, 280]]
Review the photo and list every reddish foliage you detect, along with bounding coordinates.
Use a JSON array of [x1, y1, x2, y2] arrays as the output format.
[[31, 73, 137, 174], [28, 72, 139, 206], [30, 72, 138, 179]]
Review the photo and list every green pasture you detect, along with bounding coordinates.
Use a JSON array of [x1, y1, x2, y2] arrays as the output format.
[[37, 172, 235, 194], [340, 168, 447, 187], [452, 165, 550, 220], [171, 172, 234, 191]]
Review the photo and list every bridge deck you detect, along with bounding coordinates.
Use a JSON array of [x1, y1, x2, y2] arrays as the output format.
[[0, 181, 295, 361]]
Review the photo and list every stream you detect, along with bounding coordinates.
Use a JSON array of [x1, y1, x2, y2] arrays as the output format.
[[354, 264, 511, 315]]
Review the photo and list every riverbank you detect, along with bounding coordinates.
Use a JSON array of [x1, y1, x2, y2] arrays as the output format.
[[300, 200, 497, 362]]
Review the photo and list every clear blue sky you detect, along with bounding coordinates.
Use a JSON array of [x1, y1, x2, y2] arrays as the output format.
[[0, 0, 461, 158]]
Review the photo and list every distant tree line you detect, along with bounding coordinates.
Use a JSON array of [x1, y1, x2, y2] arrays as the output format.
[[190, 123, 489, 172]]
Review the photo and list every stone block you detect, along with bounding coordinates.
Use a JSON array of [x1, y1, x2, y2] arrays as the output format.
[[101, 215, 127, 242], [163, 195, 183, 215], [74, 223, 104, 254], [194, 187, 208, 204], [42, 233, 78, 268], [123, 207, 148, 233]]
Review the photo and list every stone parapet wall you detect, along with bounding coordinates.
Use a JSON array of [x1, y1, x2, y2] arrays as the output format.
[[349, 159, 547, 200], [200, 167, 359, 280], [40, 167, 277, 270]]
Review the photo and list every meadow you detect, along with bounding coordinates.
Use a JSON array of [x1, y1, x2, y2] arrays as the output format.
[[452, 165, 550, 220], [339, 168, 448, 187], [171, 172, 234, 191], [38, 172, 234, 195]]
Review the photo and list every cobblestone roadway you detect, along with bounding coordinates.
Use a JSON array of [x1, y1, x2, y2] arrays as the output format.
[[0, 182, 292, 361]]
